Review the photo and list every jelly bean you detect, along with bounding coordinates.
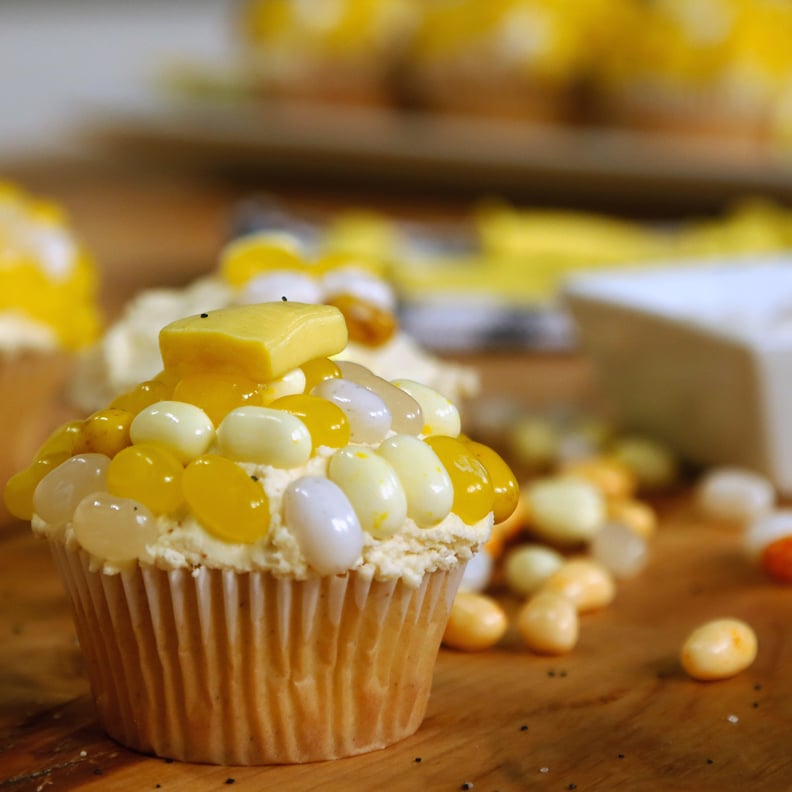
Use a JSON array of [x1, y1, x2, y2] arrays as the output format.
[[560, 456, 635, 500], [219, 232, 303, 287], [376, 434, 453, 527], [462, 439, 519, 523], [240, 271, 322, 305], [337, 361, 423, 435], [283, 476, 363, 575], [326, 293, 396, 347], [541, 558, 615, 612], [110, 379, 173, 415], [33, 454, 110, 525], [459, 550, 494, 593], [217, 406, 311, 468], [392, 379, 461, 437], [327, 445, 407, 538], [107, 443, 185, 516], [130, 400, 215, 463], [443, 592, 507, 651], [173, 374, 261, 426], [313, 378, 391, 444], [321, 268, 395, 311], [73, 493, 158, 564], [3, 453, 70, 520], [269, 393, 350, 449], [759, 536, 792, 584], [34, 421, 83, 459], [744, 509, 792, 559], [609, 436, 677, 492], [607, 498, 657, 539], [517, 591, 579, 655], [258, 367, 306, 405], [504, 544, 565, 597], [75, 408, 133, 458], [509, 417, 560, 472], [300, 357, 341, 393], [697, 467, 775, 524], [681, 619, 758, 681], [182, 456, 269, 543], [526, 477, 605, 545], [590, 521, 649, 579], [425, 435, 493, 525]]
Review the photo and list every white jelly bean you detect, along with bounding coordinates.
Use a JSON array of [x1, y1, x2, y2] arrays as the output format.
[[313, 378, 391, 444], [218, 406, 311, 468], [283, 476, 364, 575], [517, 591, 579, 655], [443, 592, 507, 651], [130, 400, 214, 463], [504, 544, 565, 597], [240, 271, 322, 305], [376, 434, 453, 527], [259, 367, 307, 405], [73, 493, 158, 564], [391, 379, 461, 437], [321, 267, 395, 310], [526, 477, 605, 545], [541, 558, 615, 612], [697, 468, 775, 524], [328, 445, 407, 538], [33, 454, 110, 525], [680, 618, 758, 681], [744, 509, 792, 559], [459, 550, 494, 593], [590, 521, 649, 579], [337, 361, 423, 435]]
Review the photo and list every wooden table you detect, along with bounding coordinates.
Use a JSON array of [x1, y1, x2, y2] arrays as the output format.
[[1, 163, 791, 790]]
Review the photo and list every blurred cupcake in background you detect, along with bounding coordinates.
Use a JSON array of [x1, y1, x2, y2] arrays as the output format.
[[237, 0, 420, 106], [0, 181, 102, 503], [403, 0, 632, 123]]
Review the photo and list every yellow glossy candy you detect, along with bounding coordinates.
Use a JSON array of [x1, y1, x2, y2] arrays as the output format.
[[3, 453, 70, 520], [219, 232, 303, 287], [517, 592, 579, 655], [182, 455, 270, 543], [392, 379, 461, 437], [526, 476, 605, 545], [300, 357, 341, 393], [443, 592, 507, 652], [159, 303, 348, 382], [173, 373, 262, 426], [424, 435, 493, 525], [130, 400, 215, 464], [270, 393, 350, 449], [258, 367, 306, 405], [75, 409, 133, 458], [107, 443, 185, 516], [34, 421, 83, 459], [541, 558, 615, 613], [681, 619, 758, 681], [110, 379, 174, 415], [462, 439, 519, 524]]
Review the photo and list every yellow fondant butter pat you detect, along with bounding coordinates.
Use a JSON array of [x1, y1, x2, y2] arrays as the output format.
[[159, 303, 348, 381]]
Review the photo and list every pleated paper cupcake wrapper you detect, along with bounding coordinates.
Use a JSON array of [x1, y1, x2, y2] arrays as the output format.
[[50, 541, 465, 765]]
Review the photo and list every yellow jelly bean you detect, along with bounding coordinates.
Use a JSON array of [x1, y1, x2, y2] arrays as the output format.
[[3, 453, 70, 520], [541, 558, 616, 613], [560, 456, 635, 500], [34, 421, 83, 459], [107, 444, 185, 516], [681, 619, 758, 681], [462, 439, 519, 523], [607, 498, 657, 539], [443, 592, 507, 652], [75, 409, 133, 458], [517, 591, 579, 655], [219, 231, 303, 287]]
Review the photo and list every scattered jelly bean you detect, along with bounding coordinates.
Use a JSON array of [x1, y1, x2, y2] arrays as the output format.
[[744, 509, 792, 559], [541, 558, 615, 613], [759, 536, 792, 584], [283, 476, 363, 575], [526, 477, 605, 545], [697, 467, 775, 524], [680, 619, 758, 681], [590, 521, 649, 579], [609, 436, 677, 492], [443, 592, 507, 651], [517, 591, 579, 655], [504, 544, 565, 597]]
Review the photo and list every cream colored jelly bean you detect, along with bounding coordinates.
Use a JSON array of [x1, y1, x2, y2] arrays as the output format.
[[72, 493, 158, 565], [744, 509, 792, 559], [443, 592, 507, 651], [510, 417, 560, 471], [504, 544, 565, 597], [697, 468, 775, 524], [607, 498, 657, 539], [609, 436, 677, 492], [282, 476, 364, 575], [313, 378, 392, 444], [517, 591, 579, 655], [217, 406, 311, 468], [541, 558, 615, 612], [459, 550, 494, 593], [376, 434, 453, 527], [258, 367, 307, 405], [526, 477, 605, 545], [33, 453, 110, 525], [328, 445, 407, 538], [240, 271, 322, 305], [130, 400, 215, 463], [590, 521, 649, 580], [391, 379, 461, 437], [680, 618, 758, 681], [337, 361, 423, 435]]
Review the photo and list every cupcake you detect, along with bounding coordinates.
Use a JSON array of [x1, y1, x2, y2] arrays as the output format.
[[0, 181, 101, 510], [71, 230, 478, 413], [7, 301, 517, 764]]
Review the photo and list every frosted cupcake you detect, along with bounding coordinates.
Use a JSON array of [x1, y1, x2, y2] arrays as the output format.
[[71, 230, 478, 412], [0, 181, 101, 505], [7, 301, 517, 764]]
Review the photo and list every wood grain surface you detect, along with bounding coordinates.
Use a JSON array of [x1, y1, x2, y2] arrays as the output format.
[[1, 165, 791, 791]]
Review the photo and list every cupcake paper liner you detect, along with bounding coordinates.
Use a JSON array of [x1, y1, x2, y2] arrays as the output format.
[[50, 540, 465, 765]]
